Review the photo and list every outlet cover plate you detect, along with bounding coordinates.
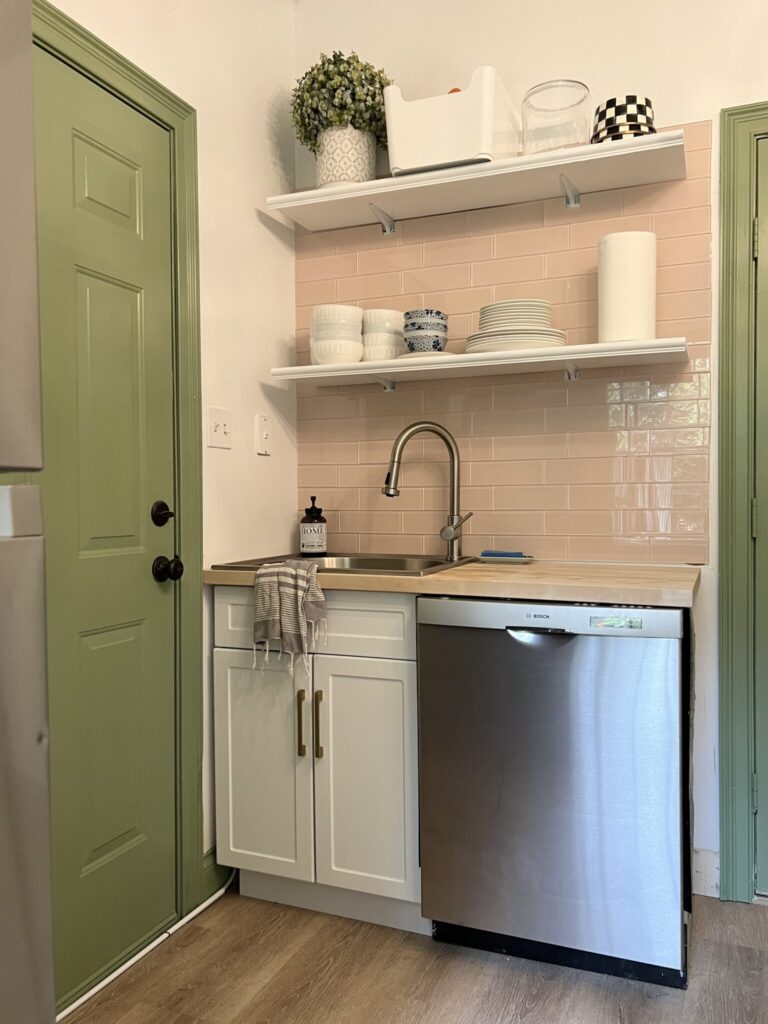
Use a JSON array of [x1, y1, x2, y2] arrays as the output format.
[[207, 406, 232, 449]]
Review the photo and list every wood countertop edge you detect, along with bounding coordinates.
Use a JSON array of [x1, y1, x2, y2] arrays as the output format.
[[202, 561, 701, 608]]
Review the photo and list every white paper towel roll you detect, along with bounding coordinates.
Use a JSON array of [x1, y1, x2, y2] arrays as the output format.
[[598, 231, 657, 343]]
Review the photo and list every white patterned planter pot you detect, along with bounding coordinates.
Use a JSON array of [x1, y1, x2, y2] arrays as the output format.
[[316, 126, 376, 187]]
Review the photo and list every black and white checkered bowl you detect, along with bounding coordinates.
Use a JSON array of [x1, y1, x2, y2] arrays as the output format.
[[593, 96, 655, 134]]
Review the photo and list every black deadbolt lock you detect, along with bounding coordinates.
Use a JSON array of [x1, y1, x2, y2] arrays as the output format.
[[152, 555, 184, 582], [151, 500, 175, 527]]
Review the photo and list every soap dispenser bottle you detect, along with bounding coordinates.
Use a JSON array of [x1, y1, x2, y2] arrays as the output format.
[[300, 496, 327, 556]]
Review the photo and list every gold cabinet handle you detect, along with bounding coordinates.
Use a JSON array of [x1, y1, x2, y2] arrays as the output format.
[[296, 689, 307, 757], [313, 689, 324, 759]]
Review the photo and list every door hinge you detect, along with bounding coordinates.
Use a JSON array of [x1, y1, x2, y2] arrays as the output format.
[[754, 216, 760, 260], [752, 497, 759, 539], [752, 772, 759, 813]]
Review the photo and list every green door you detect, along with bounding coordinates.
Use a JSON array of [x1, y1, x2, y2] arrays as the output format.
[[34, 47, 178, 1003], [756, 137, 768, 894]]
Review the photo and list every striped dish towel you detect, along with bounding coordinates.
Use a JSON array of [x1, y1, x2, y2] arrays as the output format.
[[253, 560, 326, 670]]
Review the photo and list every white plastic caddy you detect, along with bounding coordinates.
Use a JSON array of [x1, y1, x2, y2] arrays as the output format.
[[384, 66, 520, 176]]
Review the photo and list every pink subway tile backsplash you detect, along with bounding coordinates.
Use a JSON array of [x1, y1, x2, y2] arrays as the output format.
[[493, 278, 570, 303], [470, 511, 545, 535], [542, 188, 623, 226], [570, 214, 652, 250], [470, 460, 544, 485], [400, 461, 470, 487], [399, 210, 469, 243], [684, 150, 711, 180], [357, 245, 423, 275], [569, 536, 651, 562], [403, 263, 472, 292], [657, 234, 711, 266], [424, 234, 494, 266], [545, 510, 624, 536], [568, 484, 650, 510], [545, 248, 597, 278], [296, 252, 356, 283], [295, 278, 337, 306], [494, 433, 569, 461], [293, 122, 712, 565], [424, 486, 492, 511], [358, 487, 423, 511], [495, 224, 569, 258], [657, 262, 711, 293], [472, 254, 546, 286], [295, 229, 338, 258], [424, 386, 493, 414], [622, 177, 711, 215], [421, 286, 494, 315], [543, 457, 623, 484], [467, 200, 545, 236], [338, 272, 402, 301], [680, 120, 711, 151], [652, 206, 711, 238], [493, 485, 568, 510], [656, 289, 711, 320]]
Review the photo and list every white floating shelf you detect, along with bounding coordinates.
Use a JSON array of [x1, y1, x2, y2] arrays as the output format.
[[266, 131, 686, 233], [271, 338, 688, 389]]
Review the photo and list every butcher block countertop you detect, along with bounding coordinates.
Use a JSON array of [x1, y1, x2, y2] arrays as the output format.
[[203, 560, 700, 608]]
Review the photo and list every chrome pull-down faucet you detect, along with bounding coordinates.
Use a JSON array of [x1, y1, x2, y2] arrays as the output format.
[[381, 421, 473, 562]]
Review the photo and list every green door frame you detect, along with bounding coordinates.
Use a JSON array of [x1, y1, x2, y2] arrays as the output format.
[[32, 0, 229, 923], [719, 102, 768, 902]]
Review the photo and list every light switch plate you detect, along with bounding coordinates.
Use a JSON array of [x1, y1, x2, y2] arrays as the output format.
[[207, 406, 232, 449], [256, 413, 271, 456]]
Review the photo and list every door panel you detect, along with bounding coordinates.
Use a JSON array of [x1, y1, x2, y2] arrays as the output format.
[[76, 271, 145, 550], [34, 47, 178, 1003], [73, 132, 142, 232], [313, 654, 420, 902], [213, 649, 314, 881], [755, 137, 768, 894]]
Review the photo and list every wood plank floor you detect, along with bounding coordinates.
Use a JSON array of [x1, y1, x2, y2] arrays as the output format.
[[66, 893, 768, 1024]]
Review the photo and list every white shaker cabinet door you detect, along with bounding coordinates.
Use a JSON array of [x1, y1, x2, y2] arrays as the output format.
[[214, 649, 314, 881], [312, 654, 420, 902]]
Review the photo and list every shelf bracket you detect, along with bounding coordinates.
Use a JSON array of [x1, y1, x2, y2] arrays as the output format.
[[559, 174, 581, 209], [372, 377, 397, 391], [369, 203, 396, 235], [564, 365, 581, 383]]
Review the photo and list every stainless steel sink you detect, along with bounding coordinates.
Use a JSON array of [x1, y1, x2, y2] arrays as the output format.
[[210, 553, 476, 577]]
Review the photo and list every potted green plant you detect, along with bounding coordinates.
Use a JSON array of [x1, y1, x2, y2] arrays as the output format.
[[292, 51, 391, 188]]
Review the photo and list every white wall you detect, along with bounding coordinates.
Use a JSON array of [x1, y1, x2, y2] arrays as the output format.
[[293, 0, 768, 897], [294, 0, 766, 136], [52, 0, 298, 851]]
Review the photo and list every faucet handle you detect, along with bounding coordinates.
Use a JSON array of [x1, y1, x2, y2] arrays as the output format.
[[440, 511, 473, 542]]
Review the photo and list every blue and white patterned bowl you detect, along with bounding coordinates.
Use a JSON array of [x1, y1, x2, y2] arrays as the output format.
[[404, 308, 448, 323], [405, 333, 448, 353], [404, 319, 448, 333]]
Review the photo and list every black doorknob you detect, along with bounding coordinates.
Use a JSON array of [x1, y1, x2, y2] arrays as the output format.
[[151, 500, 175, 527], [152, 555, 184, 582]]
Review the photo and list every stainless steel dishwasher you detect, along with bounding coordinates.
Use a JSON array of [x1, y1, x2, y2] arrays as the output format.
[[417, 597, 688, 988]]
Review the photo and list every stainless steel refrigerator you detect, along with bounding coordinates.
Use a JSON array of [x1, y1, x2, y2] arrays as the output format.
[[0, 0, 56, 1019]]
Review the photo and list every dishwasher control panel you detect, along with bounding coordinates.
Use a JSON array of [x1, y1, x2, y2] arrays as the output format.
[[418, 598, 683, 639]]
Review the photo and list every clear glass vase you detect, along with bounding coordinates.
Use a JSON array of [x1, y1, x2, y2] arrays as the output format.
[[522, 80, 591, 155]]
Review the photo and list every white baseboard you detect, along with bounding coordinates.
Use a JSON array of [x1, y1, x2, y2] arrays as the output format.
[[692, 848, 720, 897], [239, 871, 432, 935]]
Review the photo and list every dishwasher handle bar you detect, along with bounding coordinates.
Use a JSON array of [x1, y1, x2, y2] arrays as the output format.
[[505, 626, 577, 647]]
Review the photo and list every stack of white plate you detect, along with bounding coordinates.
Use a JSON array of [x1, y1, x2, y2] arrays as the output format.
[[466, 300, 565, 353]]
